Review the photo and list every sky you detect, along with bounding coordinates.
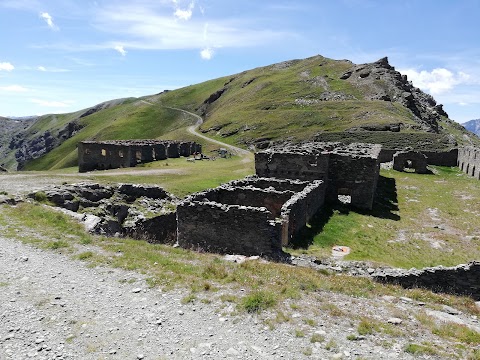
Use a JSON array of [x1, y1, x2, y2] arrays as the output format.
[[0, 0, 479, 123]]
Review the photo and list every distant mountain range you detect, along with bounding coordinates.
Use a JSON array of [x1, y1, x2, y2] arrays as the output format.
[[462, 119, 480, 136]]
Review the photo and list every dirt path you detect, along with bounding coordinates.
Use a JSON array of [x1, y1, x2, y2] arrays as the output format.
[[141, 100, 251, 159]]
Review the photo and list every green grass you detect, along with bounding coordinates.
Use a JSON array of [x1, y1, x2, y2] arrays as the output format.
[[291, 166, 480, 269], [17, 54, 478, 172], [405, 343, 439, 355], [241, 290, 277, 313]]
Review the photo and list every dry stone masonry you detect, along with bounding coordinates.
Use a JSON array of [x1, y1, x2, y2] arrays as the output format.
[[392, 150, 429, 173], [176, 177, 326, 259], [458, 146, 480, 180], [78, 140, 201, 172], [373, 261, 480, 300], [255, 142, 382, 209]]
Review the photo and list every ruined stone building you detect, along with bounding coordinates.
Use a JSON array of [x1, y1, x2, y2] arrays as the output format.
[[458, 146, 480, 180], [177, 177, 325, 259], [392, 150, 429, 174], [255, 142, 382, 210], [78, 140, 201, 172]]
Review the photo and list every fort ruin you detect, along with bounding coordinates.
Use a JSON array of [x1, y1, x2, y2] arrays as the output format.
[[78, 140, 201, 172], [458, 146, 480, 180], [255, 142, 382, 210], [177, 177, 325, 259]]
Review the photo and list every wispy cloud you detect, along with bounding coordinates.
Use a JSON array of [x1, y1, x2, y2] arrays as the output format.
[[401, 68, 470, 95], [114, 45, 127, 56], [37, 65, 70, 72], [93, 4, 291, 50], [40, 12, 58, 30], [0, 85, 28, 92], [0, 62, 15, 71], [173, 1, 195, 21], [31, 98, 73, 107]]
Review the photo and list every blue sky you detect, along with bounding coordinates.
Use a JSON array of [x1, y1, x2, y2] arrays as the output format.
[[0, 0, 479, 123]]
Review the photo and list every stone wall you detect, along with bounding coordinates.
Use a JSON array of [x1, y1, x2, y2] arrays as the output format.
[[177, 177, 326, 258], [255, 151, 330, 181], [177, 202, 282, 258], [280, 180, 325, 245], [327, 151, 380, 209], [458, 146, 480, 179], [255, 142, 381, 210], [78, 140, 201, 172], [379, 148, 458, 167], [393, 150, 428, 173], [374, 262, 480, 300]]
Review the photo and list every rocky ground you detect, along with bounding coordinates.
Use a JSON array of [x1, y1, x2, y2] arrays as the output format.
[[2, 232, 473, 360], [1, 175, 480, 359]]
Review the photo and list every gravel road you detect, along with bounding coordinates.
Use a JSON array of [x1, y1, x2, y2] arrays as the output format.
[[0, 235, 346, 360], [3, 232, 466, 360]]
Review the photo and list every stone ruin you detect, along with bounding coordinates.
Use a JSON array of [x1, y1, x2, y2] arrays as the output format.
[[458, 146, 480, 180], [392, 150, 429, 174], [27, 140, 480, 298], [177, 177, 326, 259], [29, 183, 178, 244], [255, 142, 382, 210], [78, 140, 201, 172]]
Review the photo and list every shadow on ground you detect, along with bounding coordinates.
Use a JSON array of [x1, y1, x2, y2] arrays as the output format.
[[290, 175, 399, 249]]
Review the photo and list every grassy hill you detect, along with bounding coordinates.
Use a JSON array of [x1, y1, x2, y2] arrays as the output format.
[[5, 54, 479, 171]]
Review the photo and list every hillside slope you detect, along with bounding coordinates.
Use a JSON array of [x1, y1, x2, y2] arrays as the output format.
[[3, 55, 479, 171]]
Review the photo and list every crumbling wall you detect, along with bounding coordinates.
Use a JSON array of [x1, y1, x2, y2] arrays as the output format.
[[380, 148, 458, 166], [374, 262, 480, 300], [124, 212, 177, 244], [458, 146, 480, 179], [279, 180, 326, 245], [177, 202, 282, 258], [78, 140, 200, 172], [393, 150, 429, 173], [177, 176, 326, 257], [256, 142, 381, 210], [190, 186, 294, 217], [231, 177, 309, 193], [255, 152, 330, 181], [327, 152, 380, 209]]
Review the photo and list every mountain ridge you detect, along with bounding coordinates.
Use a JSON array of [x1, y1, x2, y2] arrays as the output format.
[[462, 119, 480, 136], [1, 54, 479, 171]]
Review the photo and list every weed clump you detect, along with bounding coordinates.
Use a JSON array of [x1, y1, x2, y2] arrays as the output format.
[[241, 290, 276, 313], [34, 191, 48, 203]]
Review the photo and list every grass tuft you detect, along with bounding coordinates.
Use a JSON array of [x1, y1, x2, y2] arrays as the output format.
[[241, 290, 276, 313]]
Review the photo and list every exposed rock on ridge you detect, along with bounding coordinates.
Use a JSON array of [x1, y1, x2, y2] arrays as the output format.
[[341, 57, 448, 132]]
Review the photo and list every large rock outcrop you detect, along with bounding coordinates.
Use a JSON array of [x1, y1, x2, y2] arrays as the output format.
[[341, 57, 447, 133]]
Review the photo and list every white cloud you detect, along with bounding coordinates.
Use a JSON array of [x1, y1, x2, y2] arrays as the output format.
[[0, 85, 28, 92], [401, 68, 470, 95], [114, 45, 127, 56], [0, 62, 15, 71], [31, 98, 73, 108], [36, 65, 70, 72], [200, 47, 213, 60], [173, 1, 195, 20], [40, 12, 58, 30]]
